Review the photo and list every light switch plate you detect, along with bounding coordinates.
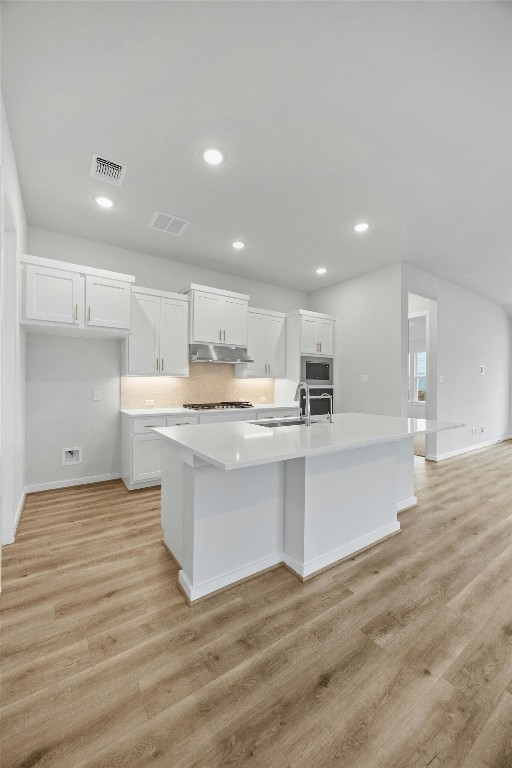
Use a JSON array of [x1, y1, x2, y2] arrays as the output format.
[[93, 390, 102, 401]]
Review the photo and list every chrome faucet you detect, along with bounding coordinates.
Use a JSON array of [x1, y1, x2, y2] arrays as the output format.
[[294, 381, 311, 426]]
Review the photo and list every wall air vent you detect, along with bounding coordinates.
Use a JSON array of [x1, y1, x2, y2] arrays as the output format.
[[90, 153, 127, 186], [149, 210, 190, 236]]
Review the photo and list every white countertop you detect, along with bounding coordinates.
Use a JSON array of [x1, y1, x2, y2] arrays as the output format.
[[121, 404, 298, 416], [153, 412, 463, 470]]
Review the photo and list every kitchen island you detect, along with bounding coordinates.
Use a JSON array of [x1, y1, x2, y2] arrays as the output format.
[[153, 413, 462, 603]]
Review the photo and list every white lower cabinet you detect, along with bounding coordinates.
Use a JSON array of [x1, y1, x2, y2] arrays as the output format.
[[122, 408, 299, 490], [122, 413, 199, 490], [132, 434, 162, 483]]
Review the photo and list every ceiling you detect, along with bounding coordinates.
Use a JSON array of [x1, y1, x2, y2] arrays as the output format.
[[2, 1, 511, 314]]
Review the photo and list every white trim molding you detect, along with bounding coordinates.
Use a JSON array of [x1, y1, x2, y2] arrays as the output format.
[[25, 473, 121, 494], [426, 435, 512, 462]]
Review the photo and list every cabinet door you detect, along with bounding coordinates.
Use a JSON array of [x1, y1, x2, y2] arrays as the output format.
[[86, 276, 131, 329], [317, 320, 333, 356], [160, 298, 189, 376], [265, 316, 285, 378], [132, 434, 161, 482], [192, 292, 223, 343], [221, 297, 248, 346], [300, 316, 319, 354], [25, 264, 81, 324], [128, 292, 160, 374], [245, 313, 267, 377]]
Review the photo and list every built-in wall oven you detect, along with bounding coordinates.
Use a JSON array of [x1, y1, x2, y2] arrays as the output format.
[[300, 356, 333, 386], [300, 386, 334, 418]]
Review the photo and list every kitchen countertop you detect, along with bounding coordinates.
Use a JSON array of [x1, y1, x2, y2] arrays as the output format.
[[121, 404, 298, 416], [153, 412, 463, 470]]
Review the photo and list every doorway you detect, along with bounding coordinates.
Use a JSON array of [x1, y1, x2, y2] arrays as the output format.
[[408, 293, 438, 459]]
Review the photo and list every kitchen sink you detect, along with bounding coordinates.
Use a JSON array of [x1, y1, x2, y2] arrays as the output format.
[[250, 418, 306, 428]]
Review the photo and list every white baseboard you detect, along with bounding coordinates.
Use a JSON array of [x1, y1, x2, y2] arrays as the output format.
[[397, 496, 417, 513], [426, 435, 512, 462], [25, 473, 121, 494], [14, 491, 26, 535], [178, 552, 283, 602]]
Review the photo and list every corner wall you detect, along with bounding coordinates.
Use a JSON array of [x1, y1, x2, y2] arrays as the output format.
[[308, 263, 403, 416], [1, 96, 27, 544], [402, 263, 511, 459]]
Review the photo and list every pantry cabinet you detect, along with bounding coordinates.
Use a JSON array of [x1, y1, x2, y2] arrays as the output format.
[[187, 284, 248, 347], [236, 308, 285, 378], [125, 288, 188, 376], [21, 255, 134, 337]]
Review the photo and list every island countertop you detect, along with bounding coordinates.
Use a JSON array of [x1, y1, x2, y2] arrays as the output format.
[[153, 412, 463, 471]]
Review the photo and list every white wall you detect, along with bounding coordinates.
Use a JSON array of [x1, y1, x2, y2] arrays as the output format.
[[25, 335, 121, 490], [1, 95, 27, 543], [308, 263, 403, 416], [402, 264, 511, 459], [27, 226, 308, 313]]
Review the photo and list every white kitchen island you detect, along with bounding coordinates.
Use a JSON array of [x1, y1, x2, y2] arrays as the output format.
[[153, 413, 462, 603]]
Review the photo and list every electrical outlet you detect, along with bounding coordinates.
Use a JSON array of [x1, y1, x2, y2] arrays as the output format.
[[259, 396, 266, 402], [93, 390, 102, 401], [145, 399, 155, 406], [471, 427, 477, 435], [439, 376, 444, 384], [481, 425, 486, 432], [361, 374, 369, 383]]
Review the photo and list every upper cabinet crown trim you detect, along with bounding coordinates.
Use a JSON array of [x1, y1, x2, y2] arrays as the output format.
[[20, 254, 135, 284], [249, 307, 286, 318], [285, 308, 336, 322], [134, 286, 189, 302], [185, 283, 250, 301]]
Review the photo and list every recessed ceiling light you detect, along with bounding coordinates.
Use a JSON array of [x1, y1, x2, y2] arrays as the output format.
[[352, 221, 370, 233], [316, 267, 327, 275], [95, 196, 114, 208], [232, 241, 245, 250], [202, 148, 224, 165]]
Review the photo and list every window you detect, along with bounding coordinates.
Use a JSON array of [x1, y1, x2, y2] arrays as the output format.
[[409, 351, 427, 402]]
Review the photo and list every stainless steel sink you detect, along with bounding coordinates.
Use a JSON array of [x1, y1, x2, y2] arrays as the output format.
[[250, 418, 306, 428]]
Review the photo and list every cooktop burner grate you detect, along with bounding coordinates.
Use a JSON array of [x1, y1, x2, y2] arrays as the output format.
[[183, 401, 253, 411]]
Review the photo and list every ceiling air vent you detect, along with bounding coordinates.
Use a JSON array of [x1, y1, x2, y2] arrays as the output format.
[[149, 210, 190, 236], [90, 153, 127, 186]]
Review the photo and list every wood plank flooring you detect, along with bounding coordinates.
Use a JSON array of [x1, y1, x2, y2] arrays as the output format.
[[1, 441, 511, 768]]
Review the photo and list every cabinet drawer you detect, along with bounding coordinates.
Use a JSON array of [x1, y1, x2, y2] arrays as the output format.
[[132, 417, 167, 434], [166, 415, 199, 427], [275, 410, 298, 418]]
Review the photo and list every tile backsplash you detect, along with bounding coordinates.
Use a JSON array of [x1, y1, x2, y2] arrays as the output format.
[[121, 363, 275, 409]]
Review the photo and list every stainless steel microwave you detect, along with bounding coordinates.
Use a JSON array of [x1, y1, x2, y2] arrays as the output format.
[[300, 357, 333, 385]]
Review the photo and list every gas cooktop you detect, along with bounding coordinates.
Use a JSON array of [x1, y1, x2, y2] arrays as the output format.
[[183, 401, 254, 411]]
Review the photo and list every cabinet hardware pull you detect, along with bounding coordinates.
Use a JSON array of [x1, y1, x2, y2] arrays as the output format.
[[223, 330, 226, 341], [144, 425, 157, 428], [268, 364, 270, 374], [219, 329, 222, 341], [161, 358, 164, 371], [156, 357, 159, 371], [88, 306, 91, 322], [74, 303, 78, 321], [319, 342, 322, 353]]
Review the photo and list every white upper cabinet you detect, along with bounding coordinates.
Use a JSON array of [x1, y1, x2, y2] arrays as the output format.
[[85, 276, 131, 330], [24, 264, 81, 325], [297, 313, 334, 356], [240, 308, 285, 378], [187, 284, 249, 347], [126, 288, 188, 376], [21, 255, 134, 337], [159, 297, 188, 376]]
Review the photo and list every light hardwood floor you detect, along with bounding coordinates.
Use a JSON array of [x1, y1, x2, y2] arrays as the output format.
[[1, 442, 511, 768]]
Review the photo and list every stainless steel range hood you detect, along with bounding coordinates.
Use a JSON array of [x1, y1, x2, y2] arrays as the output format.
[[189, 344, 254, 364]]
